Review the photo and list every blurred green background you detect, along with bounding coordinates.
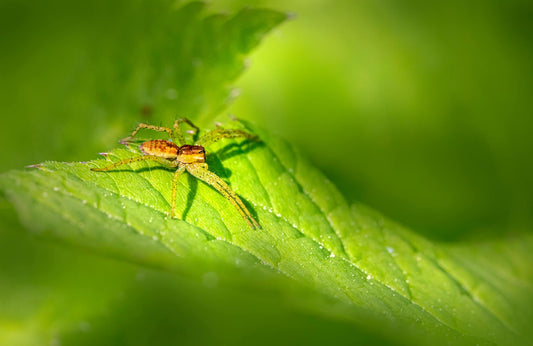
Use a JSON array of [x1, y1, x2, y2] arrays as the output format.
[[1, 0, 532, 344], [218, 0, 533, 240]]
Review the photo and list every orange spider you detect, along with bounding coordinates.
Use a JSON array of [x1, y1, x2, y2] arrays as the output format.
[[91, 118, 260, 229]]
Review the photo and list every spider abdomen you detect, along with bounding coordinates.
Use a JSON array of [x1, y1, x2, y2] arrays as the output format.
[[139, 140, 179, 159]]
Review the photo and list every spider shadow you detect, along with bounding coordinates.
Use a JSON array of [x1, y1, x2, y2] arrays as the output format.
[[183, 173, 197, 221], [206, 140, 264, 223], [207, 140, 264, 180]]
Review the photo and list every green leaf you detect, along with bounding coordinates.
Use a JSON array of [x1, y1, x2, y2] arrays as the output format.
[[2, 119, 531, 345], [0, 0, 287, 169], [2, 1, 531, 345]]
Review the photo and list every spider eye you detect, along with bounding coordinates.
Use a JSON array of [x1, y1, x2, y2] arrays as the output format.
[[198, 149, 205, 154]]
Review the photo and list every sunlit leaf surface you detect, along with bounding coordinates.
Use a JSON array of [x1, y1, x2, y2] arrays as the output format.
[[2, 120, 532, 345]]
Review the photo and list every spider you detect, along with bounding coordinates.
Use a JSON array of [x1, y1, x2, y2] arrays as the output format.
[[91, 118, 260, 229]]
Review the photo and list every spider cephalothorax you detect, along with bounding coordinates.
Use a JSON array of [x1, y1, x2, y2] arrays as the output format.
[[91, 118, 260, 229], [176, 145, 206, 164]]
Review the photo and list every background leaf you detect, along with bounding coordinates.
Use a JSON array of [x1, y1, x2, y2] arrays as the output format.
[[0, 0, 286, 170]]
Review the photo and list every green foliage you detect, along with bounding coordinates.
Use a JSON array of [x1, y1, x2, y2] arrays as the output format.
[[1, 1, 532, 345], [0, 0, 286, 169], [2, 120, 533, 344]]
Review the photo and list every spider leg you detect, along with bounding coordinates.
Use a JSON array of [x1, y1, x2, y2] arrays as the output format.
[[186, 163, 260, 229], [196, 127, 257, 147], [173, 118, 200, 145], [91, 155, 177, 172], [120, 123, 175, 144], [171, 165, 186, 218]]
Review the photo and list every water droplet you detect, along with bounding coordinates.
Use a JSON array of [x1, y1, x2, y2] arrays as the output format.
[[192, 58, 202, 67], [386, 246, 394, 254], [230, 88, 241, 98], [165, 88, 178, 99], [202, 272, 219, 288], [136, 271, 146, 281], [329, 252, 336, 258], [79, 321, 92, 332]]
